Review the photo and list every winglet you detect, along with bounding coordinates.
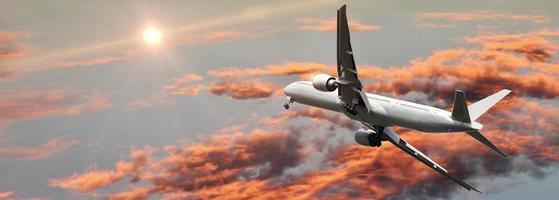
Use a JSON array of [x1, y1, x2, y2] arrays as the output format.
[[451, 90, 471, 123]]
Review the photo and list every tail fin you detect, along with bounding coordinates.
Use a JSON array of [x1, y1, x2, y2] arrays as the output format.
[[451, 89, 511, 157], [451, 90, 471, 123], [468, 89, 511, 121]]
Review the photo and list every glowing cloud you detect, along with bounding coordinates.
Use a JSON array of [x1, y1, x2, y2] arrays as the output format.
[[0, 138, 79, 160], [298, 18, 381, 32]]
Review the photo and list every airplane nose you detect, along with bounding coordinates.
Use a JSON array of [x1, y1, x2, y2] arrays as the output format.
[[283, 82, 297, 97]]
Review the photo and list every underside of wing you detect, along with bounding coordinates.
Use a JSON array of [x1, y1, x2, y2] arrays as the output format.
[[337, 5, 360, 88], [336, 5, 371, 114], [378, 127, 481, 193]]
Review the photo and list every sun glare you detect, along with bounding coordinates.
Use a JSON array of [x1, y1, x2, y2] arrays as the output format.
[[143, 26, 162, 45]]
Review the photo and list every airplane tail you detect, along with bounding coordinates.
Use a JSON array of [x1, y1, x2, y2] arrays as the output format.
[[451, 89, 511, 157], [468, 89, 511, 121]]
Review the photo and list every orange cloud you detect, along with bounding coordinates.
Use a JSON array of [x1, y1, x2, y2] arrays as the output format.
[[260, 107, 356, 130], [49, 147, 154, 192], [55, 55, 127, 69], [463, 31, 558, 62], [207, 80, 279, 100], [51, 130, 306, 196], [126, 74, 204, 110], [50, 96, 559, 199], [0, 192, 12, 199], [107, 187, 151, 200], [416, 11, 549, 24], [0, 90, 111, 132], [414, 23, 457, 29], [128, 72, 281, 109], [360, 48, 559, 101], [195, 98, 559, 199], [0, 31, 31, 61], [52, 28, 559, 199], [298, 18, 381, 32], [0, 138, 79, 160], [203, 30, 254, 42], [0, 31, 33, 80], [163, 73, 204, 96], [207, 62, 330, 78], [126, 92, 176, 110]]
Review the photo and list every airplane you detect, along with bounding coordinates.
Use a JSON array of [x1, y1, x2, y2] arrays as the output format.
[[282, 5, 510, 193]]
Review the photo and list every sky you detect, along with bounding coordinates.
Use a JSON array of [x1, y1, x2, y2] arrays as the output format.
[[1, 0, 558, 199]]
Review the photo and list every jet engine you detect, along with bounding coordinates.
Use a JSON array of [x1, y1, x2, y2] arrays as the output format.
[[312, 74, 338, 92], [354, 128, 382, 147]]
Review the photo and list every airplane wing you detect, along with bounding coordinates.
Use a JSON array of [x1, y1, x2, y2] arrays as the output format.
[[336, 5, 371, 115], [372, 125, 481, 193]]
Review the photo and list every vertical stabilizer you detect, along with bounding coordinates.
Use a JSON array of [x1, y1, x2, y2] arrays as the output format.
[[451, 90, 471, 122]]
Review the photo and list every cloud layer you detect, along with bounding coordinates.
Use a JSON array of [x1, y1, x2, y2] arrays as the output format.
[[51, 26, 559, 199], [416, 11, 549, 24], [0, 138, 79, 160], [50, 95, 559, 199], [297, 18, 381, 32], [0, 90, 111, 132]]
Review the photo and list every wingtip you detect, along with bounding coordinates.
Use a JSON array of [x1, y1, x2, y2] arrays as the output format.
[[461, 180, 482, 193], [340, 4, 347, 10], [492, 143, 509, 158], [498, 151, 509, 158], [472, 187, 483, 193]]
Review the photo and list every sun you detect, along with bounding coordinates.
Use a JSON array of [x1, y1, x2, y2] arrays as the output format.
[[142, 26, 162, 45]]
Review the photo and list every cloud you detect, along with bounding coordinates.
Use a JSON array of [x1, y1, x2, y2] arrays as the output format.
[[463, 30, 558, 62], [0, 31, 33, 80], [49, 147, 154, 192], [207, 80, 279, 100], [416, 11, 549, 24], [163, 74, 204, 96], [127, 73, 282, 110], [107, 187, 151, 200], [51, 94, 559, 199], [207, 62, 329, 78], [55, 28, 559, 199], [125, 74, 204, 110], [0, 31, 31, 61], [126, 92, 176, 110], [0, 90, 111, 132], [297, 18, 381, 32], [53, 130, 306, 196], [0, 192, 12, 199], [54, 55, 127, 69], [360, 48, 559, 101], [260, 107, 356, 130], [0, 138, 79, 160], [4, 28, 256, 81], [414, 23, 457, 29], [203, 30, 255, 42]]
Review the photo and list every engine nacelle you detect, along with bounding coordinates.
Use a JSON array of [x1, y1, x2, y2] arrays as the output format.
[[312, 74, 338, 92], [355, 128, 382, 147]]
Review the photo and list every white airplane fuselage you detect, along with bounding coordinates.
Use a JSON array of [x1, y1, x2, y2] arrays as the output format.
[[284, 81, 482, 133]]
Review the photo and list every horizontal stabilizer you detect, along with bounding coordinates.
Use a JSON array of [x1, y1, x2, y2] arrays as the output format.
[[466, 130, 508, 157], [372, 125, 481, 193], [469, 89, 511, 121], [451, 90, 471, 123]]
